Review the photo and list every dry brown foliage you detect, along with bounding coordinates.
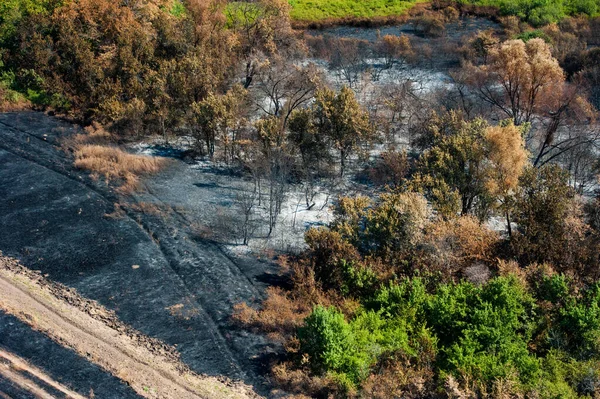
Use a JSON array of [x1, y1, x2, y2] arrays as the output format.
[[129, 202, 165, 217], [232, 287, 314, 343], [65, 123, 166, 193], [412, 12, 447, 37], [499, 16, 523, 37], [360, 355, 435, 399], [368, 149, 409, 188], [465, 38, 565, 125], [271, 361, 334, 397], [484, 123, 529, 199], [68, 123, 166, 193], [423, 216, 500, 276], [62, 122, 114, 151]]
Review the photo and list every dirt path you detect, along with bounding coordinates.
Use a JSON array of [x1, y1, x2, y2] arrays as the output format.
[[0, 255, 261, 399]]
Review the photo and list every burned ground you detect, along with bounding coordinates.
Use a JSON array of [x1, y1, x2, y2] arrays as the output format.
[[0, 112, 282, 397]]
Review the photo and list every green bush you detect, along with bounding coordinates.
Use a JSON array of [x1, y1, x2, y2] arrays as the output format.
[[536, 273, 571, 303], [567, 0, 599, 15], [368, 277, 428, 321], [288, 0, 427, 22], [298, 305, 418, 387], [339, 260, 379, 298], [516, 29, 552, 42], [297, 272, 600, 394], [458, 0, 599, 25], [556, 285, 600, 359], [299, 306, 384, 385]]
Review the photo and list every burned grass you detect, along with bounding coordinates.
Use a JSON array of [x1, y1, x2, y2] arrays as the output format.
[[0, 253, 261, 399]]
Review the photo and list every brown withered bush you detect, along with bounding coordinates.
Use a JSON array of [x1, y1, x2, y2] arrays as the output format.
[[422, 216, 500, 278], [368, 149, 409, 188], [232, 286, 315, 343], [304, 228, 362, 291], [412, 12, 447, 37], [361, 352, 436, 399], [271, 362, 334, 398]]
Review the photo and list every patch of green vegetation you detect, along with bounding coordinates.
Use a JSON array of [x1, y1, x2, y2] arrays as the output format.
[[516, 29, 552, 42], [0, 0, 65, 44], [225, 2, 261, 28], [287, 0, 427, 22], [456, 0, 600, 26], [299, 275, 600, 394], [286, 0, 599, 24], [165, 0, 187, 18]]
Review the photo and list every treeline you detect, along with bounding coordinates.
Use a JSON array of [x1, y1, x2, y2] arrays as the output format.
[[288, 0, 600, 28], [0, 0, 297, 127]]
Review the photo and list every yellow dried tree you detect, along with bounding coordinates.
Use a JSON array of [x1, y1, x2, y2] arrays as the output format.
[[483, 122, 530, 236]]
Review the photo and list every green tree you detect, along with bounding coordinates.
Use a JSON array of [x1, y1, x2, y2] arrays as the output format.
[[411, 113, 491, 218], [313, 86, 373, 176], [510, 164, 583, 268]]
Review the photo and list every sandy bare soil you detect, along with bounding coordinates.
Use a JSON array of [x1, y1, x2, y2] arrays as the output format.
[[0, 254, 260, 399]]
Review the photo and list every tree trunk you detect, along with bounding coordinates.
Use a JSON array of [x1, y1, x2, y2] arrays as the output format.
[[506, 211, 512, 238], [161, 117, 168, 145]]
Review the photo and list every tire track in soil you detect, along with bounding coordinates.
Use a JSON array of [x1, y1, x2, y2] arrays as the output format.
[[0, 114, 269, 390], [0, 349, 88, 399]]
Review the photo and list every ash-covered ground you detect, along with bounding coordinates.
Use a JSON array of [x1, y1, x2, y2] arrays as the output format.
[[0, 112, 284, 397]]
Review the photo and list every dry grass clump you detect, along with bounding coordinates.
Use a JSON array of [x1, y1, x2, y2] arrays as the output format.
[[69, 123, 116, 146], [74, 145, 165, 192], [129, 202, 165, 217], [271, 362, 334, 398], [69, 123, 166, 193]]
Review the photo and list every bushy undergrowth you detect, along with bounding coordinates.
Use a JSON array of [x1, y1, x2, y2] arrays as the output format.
[[290, 272, 600, 396]]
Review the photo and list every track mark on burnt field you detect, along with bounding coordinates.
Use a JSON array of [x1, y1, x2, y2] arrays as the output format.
[[0, 112, 275, 391], [0, 349, 88, 399], [0, 254, 262, 399]]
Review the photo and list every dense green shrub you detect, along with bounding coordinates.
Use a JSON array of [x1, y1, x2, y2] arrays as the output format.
[[297, 274, 600, 393], [298, 305, 413, 388], [555, 284, 600, 358], [516, 29, 552, 42]]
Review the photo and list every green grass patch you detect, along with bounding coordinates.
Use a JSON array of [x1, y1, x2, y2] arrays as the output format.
[[455, 0, 600, 26], [286, 0, 600, 24], [288, 0, 427, 22]]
